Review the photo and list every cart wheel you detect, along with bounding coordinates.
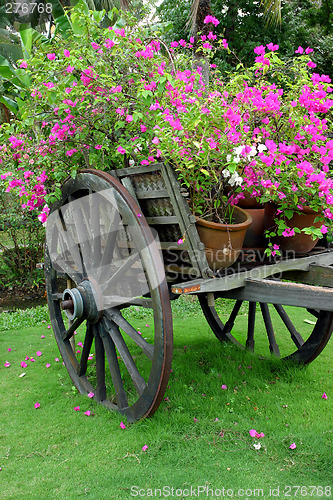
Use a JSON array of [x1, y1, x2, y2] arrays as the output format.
[[198, 294, 333, 364], [45, 170, 173, 422]]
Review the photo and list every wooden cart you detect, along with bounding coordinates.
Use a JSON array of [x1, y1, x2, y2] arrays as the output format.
[[45, 164, 333, 422]]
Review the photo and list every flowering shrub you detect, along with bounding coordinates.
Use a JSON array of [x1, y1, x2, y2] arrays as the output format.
[[0, 4, 333, 255]]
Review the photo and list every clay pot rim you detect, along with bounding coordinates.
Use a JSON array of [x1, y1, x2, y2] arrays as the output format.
[[196, 205, 252, 231]]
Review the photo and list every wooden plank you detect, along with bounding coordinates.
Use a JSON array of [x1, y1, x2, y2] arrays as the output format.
[[282, 264, 333, 287], [114, 163, 163, 177], [121, 176, 140, 205], [218, 278, 333, 311], [146, 216, 179, 224], [171, 251, 333, 294], [135, 189, 169, 199]]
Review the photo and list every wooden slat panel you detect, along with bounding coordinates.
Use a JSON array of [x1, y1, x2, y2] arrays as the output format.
[[135, 189, 169, 199], [282, 264, 333, 287]]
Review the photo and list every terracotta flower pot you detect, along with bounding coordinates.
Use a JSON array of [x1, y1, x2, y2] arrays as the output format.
[[196, 206, 252, 270], [264, 202, 322, 254], [242, 207, 266, 249]]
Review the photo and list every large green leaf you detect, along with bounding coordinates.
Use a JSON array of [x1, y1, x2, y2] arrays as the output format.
[[48, 0, 72, 38], [19, 24, 33, 59], [0, 95, 18, 113]]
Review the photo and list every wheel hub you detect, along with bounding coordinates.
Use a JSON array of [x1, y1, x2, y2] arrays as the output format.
[[61, 279, 103, 323]]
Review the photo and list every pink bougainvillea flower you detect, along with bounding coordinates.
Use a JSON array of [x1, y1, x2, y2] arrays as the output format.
[[87, 392, 94, 398], [64, 49, 70, 57], [267, 43, 279, 51], [256, 432, 265, 438], [47, 53, 56, 60], [193, 417, 198, 422], [20, 361, 27, 368], [117, 145, 126, 154], [19, 60, 28, 68], [47, 325, 51, 329], [177, 238, 183, 245], [66, 65, 74, 73], [36, 351, 42, 357], [289, 443, 296, 449], [120, 422, 126, 429], [322, 392, 328, 399], [249, 429, 257, 437], [88, 355, 93, 360], [84, 410, 92, 416], [34, 402, 41, 409], [76, 350, 81, 354], [46, 363, 51, 368], [4, 361, 11, 368], [221, 385, 227, 390], [30, 358, 35, 362], [295, 46, 304, 54], [142, 445, 148, 452], [55, 358, 59, 362], [7, 348, 11, 352], [41, 335, 45, 339], [74, 406, 80, 411], [77, 342, 83, 347], [203, 15, 220, 26]]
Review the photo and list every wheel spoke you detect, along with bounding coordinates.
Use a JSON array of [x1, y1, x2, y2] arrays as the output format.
[[273, 304, 304, 349], [56, 215, 85, 275], [246, 301, 256, 352], [104, 309, 154, 360], [100, 251, 141, 294], [99, 323, 129, 410], [70, 197, 92, 274], [102, 318, 147, 396], [94, 328, 107, 402], [90, 193, 103, 269], [222, 300, 243, 336], [61, 316, 85, 341], [307, 308, 320, 318], [77, 322, 94, 377], [260, 303, 281, 357]]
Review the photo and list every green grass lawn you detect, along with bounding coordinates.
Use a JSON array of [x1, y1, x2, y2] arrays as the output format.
[[0, 299, 332, 499]]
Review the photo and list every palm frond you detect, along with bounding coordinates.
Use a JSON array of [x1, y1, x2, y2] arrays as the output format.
[[260, 0, 282, 26]]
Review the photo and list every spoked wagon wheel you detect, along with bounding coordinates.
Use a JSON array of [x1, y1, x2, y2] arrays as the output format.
[[45, 169, 173, 422], [198, 293, 333, 364]]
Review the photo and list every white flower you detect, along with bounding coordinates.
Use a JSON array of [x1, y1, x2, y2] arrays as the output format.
[[129, 159, 135, 166], [233, 145, 244, 156], [235, 175, 243, 186], [223, 169, 231, 178], [253, 442, 261, 450], [257, 143, 267, 153], [249, 146, 257, 156], [228, 172, 243, 187], [226, 154, 232, 162]]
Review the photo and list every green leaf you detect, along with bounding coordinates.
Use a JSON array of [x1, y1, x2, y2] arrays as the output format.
[[0, 96, 18, 114], [19, 25, 32, 59]]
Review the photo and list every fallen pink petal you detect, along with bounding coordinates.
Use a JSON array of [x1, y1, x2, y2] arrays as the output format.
[[84, 410, 92, 416], [30, 358, 35, 362], [20, 362, 27, 368], [78, 342, 83, 347], [74, 406, 80, 411], [221, 385, 227, 390], [41, 335, 45, 339], [322, 392, 328, 399], [7, 348, 11, 352], [47, 325, 51, 329], [46, 363, 51, 368], [120, 422, 126, 429], [36, 351, 42, 357], [25, 356, 30, 360], [145, 324, 150, 327], [142, 445, 148, 452], [289, 443, 296, 449], [87, 392, 94, 398], [4, 361, 11, 368], [55, 358, 59, 362], [249, 429, 257, 437], [194, 417, 198, 422], [34, 402, 41, 409]]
